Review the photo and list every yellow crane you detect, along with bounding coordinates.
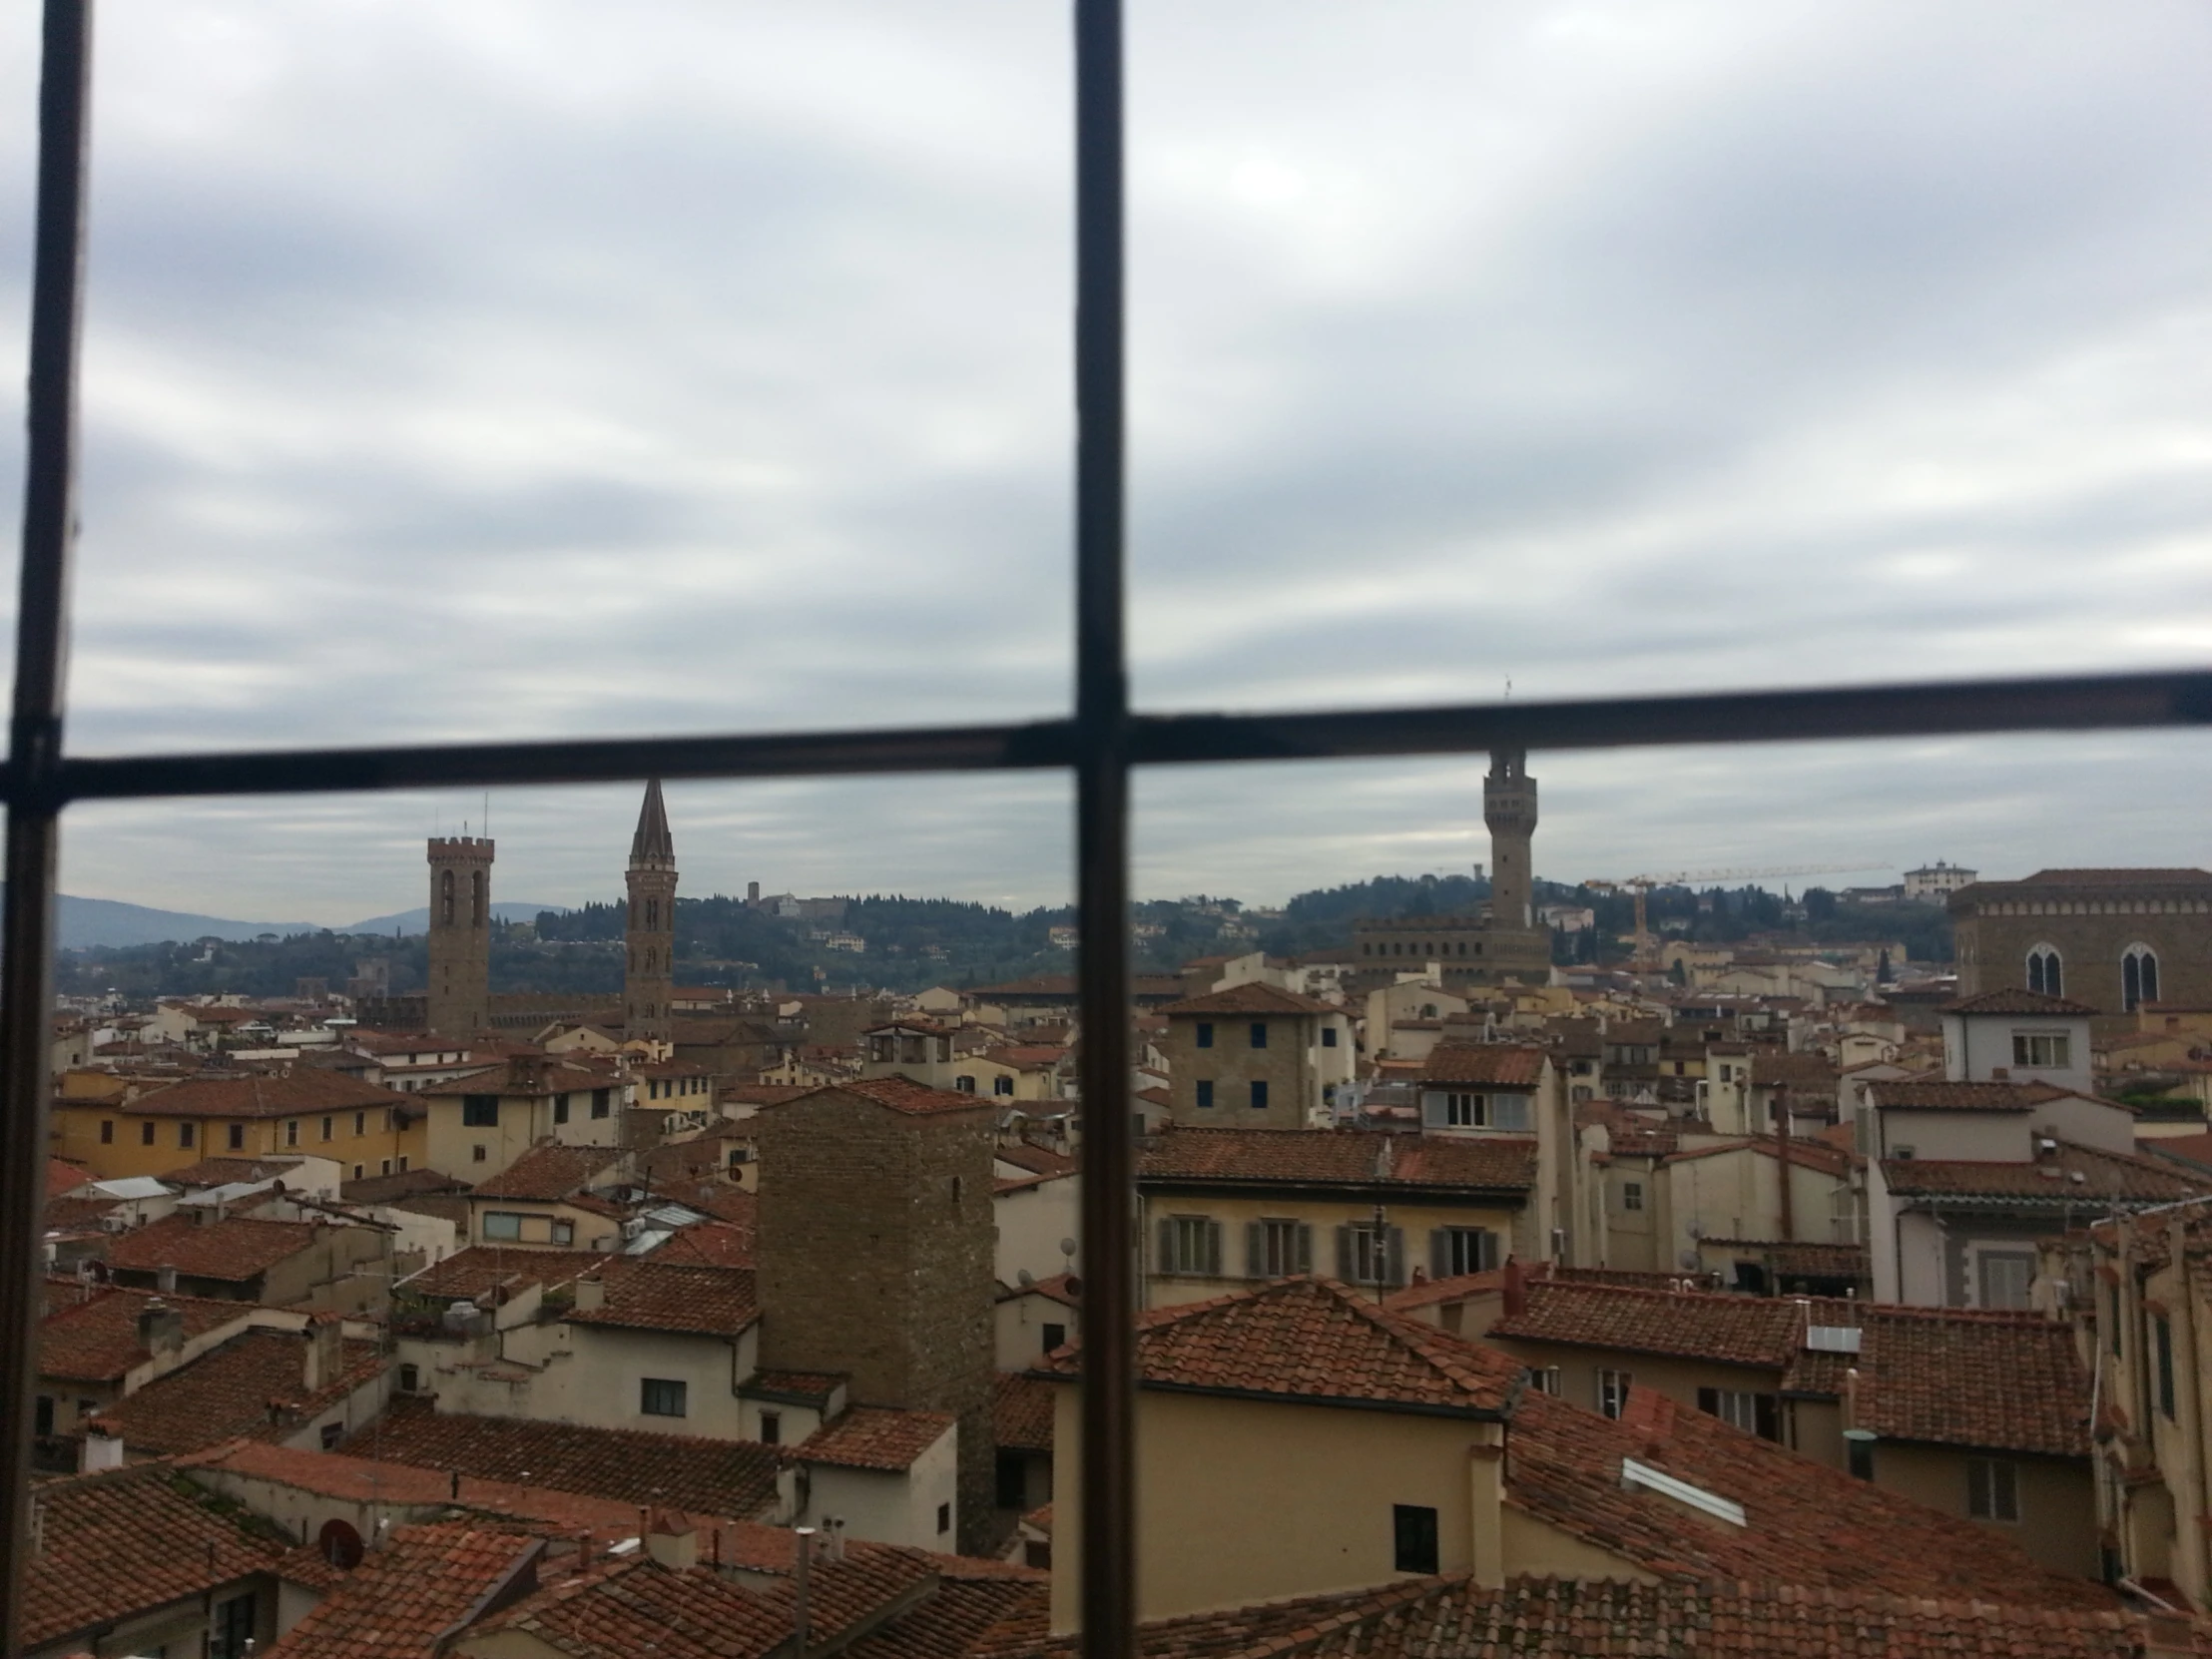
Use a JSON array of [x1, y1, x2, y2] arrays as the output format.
[[1581, 864, 1887, 968]]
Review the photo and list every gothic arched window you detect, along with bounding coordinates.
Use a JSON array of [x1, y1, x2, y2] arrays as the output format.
[[2123, 944, 2160, 1012], [440, 869, 455, 926], [646, 898, 659, 929], [471, 869, 486, 927], [2026, 945, 2062, 998]]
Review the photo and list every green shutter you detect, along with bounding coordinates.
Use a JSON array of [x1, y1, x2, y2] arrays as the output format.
[[1246, 1221, 1266, 1279], [1295, 1223, 1314, 1276], [1156, 1217, 1176, 1274]]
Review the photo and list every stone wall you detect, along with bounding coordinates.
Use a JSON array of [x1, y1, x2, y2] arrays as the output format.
[[1951, 875, 2212, 1025]]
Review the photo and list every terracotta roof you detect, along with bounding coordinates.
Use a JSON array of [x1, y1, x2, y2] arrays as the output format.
[[1750, 1051, 1839, 1086], [91, 1330, 383, 1454], [992, 1374, 1057, 1453], [1140, 1126, 1538, 1194], [1798, 1305, 2090, 1457], [651, 1219, 755, 1268], [38, 1283, 249, 1382], [997, 1272, 1080, 1309], [995, 1143, 1077, 1180], [844, 1574, 1050, 1659], [106, 1213, 324, 1283], [1412, 1044, 1547, 1087], [262, 1521, 545, 1658], [978, 1576, 2199, 1659], [570, 1261, 758, 1338], [341, 1167, 471, 1204], [744, 1370, 846, 1403], [471, 1552, 786, 1659], [114, 1067, 405, 1119], [797, 1404, 954, 1471], [2019, 867, 2212, 885], [46, 1158, 90, 1199], [339, 1395, 783, 1518], [1381, 1267, 1507, 1313], [469, 1142, 627, 1201], [1661, 1135, 1851, 1179], [163, 1155, 315, 1190], [1038, 1276, 1523, 1416], [1157, 982, 1336, 1017], [1505, 1385, 2111, 1606], [1490, 1281, 1802, 1367], [982, 1045, 1068, 1069], [1867, 1079, 2076, 1112], [1944, 988, 2102, 1017], [1882, 1141, 2212, 1203], [24, 1460, 291, 1651], [808, 1075, 992, 1117], [399, 1245, 614, 1303]]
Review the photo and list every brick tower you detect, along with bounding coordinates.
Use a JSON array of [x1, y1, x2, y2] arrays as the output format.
[[425, 835, 494, 1037], [1483, 749, 1538, 931], [625, 779, 677, 1042], [754, 1077, 997, 1551]]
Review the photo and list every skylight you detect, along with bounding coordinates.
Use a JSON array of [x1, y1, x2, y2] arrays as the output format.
[[1806, 1326, 1864, 1354], [1620, 1458, 1747, 1526]]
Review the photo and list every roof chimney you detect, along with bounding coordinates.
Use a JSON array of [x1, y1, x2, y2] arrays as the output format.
[[645, 1510, 698, 1570], [302, 1314, 342, 1391], [793, 1526, 817, 1656], [79, 1426, 125, 1472], [1501, 1257, 1527, 1321], [155, 1264, 178, 1294], [573, 1276, 605, 1314], [137, 1298, 185, 1358]]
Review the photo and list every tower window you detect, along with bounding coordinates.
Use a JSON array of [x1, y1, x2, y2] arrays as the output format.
[[2123, 944, 2160, 1012], [471, 869, 486, 926], [2025, 945, 2062, 997], [440, 869, 455, 926]]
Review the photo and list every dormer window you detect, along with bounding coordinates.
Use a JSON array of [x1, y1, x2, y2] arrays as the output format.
[[2011, 1032, 2069, 1069]]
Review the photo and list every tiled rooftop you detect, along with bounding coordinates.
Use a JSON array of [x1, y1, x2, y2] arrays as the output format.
[[23, 1459, 293, 1651], [91, 1329, 384, 1454], [650, 1218, 756, 1268], [468, 1141, 627, 1201], [1413, 1043, 1547, 1087], [1944, 987, 2102, 1017], [820, 1074, 999, 1116], [1882, 1141, 2212, 1203], [570, 1261, 758, 1338], [992, 1374, 1056, 1454], [105, 1213, 325, 1282], [117, 1066, 405, 1119], [1156, 982, 1337, 1017], [38, 1283, 246, 1382], [1039, 1276, 1524, 1416], [796, 1404, 955, 1471], [340, 1395, 783, 1518], [1140, 1126, 1538, 1193], [1867, 1079, 2075, 1112], [1490, 1281, 1803, 1367], [262, 1521, 546, 1658], [399, 1244, 615, 1302]]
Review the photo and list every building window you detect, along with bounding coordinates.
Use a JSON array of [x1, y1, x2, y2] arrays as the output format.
[[1848, 1436, 1876, 1481], [1250, 1218, 1312, 1278], [398, 1156, 409, 1172], [1340, 1223, 1402, 1287], [996, 1450, 1028, 1508], [472, 1145, 487, 1163], [98, 1119, 112, 1144], [1196, 1022, 1213, 1049], [2011, 1032, 2069, 1069], [228, 1123, 245, 1150], [178, 1122, 195, 1148], [482, 1213, 524, 1241], [1967, 1457, 2019, 1522], [1597, 1370, 1634, 1419], [1622, 1182, 1644, 1211], [319, 1421, 343, 1450], [552, 1221, 574, 1244], [1391, 1504, 1439, 1575], [141, 1121, 155, 1146], [994, 1076, 1015, 1097], [937, 1502, 952, 1535], [1696, 1387, 1780, 1440], [2124, 944, 2161, 1012], [320, 1116, 334, 1141], [398, 1364, 420, 1392], [380, 1159, 392, 1176], [353, 1110, 366, 1135], [954, 1075, 975, 1093], [1249, 1080, 1269, 1110], [553, 1093, 570, 1125], [1249, 1022, 1268, 1049], [760, 1410, 781, 1445], [210, 1591, 258, 1659], [1431, 1227, 1498, 1278], [591, 1088, 611, 1119], [1159, 1214, 1223, 1276], [1979, 1251, 2034, 1311], [352, 1163, 363, 1180], [1322, 1026, 1338, 1048], [1525, 1367, 1561, 1395], [1196, 1080, 1214, 1109], [641, 1378, 687, 1417], [462, 1095, 500, 1127], [2157, 1315, 2176, 1417], [1443, 1091, 1477, 1127], [1042, 1322, 1066, 1352]]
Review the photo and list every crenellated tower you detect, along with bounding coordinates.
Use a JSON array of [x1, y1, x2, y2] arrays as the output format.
[[1483, 750, 1538, 931], [425, 835, 494, 1037], [625, 780, 677, 1042]]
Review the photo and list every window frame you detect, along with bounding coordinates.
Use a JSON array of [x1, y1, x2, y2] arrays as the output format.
[[640, 1377, 688, 1418], [1966, 1456, 2020, 1523], [0, 13, 2203, 1652]]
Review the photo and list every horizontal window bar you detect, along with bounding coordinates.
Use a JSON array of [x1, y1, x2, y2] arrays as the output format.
[[31, 666, 2212, 805]]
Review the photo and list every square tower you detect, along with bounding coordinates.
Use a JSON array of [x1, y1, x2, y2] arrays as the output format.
[[425, 836, 493, 1038], [1482, 749, 1538, 932], [754, 1076, 996, 1550]]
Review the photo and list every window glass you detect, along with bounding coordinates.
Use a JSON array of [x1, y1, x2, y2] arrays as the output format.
[[1391, 1505, 1438, 1575], [641, 1378, 688, 1417]]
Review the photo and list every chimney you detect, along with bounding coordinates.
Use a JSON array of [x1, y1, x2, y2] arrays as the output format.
[[573, 1276, 605, 1314], [79, 1426, 124, 1472], [302, 1315, 342, 1391], [792, 1526, 817, 1655], [155, 1264, 178, 1294], [137, 1298, 185, 1358], [645, 1510, 698, 1570], [1501, 1257, 1527, 1321]]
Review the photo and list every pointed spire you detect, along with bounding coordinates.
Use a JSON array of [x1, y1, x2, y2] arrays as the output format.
[[630, 779, 675, 867]]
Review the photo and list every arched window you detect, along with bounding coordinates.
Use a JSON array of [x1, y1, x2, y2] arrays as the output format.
[[471, 869, 486, 926], [2123, 944, 2160, 1012], [2026, 945, 2062, 998], [440, 869, 455, 925], [646, 897, 659, 929]]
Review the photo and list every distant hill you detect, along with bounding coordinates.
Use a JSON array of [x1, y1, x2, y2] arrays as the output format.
[[339, 902, 562, 936], [52, 894, 563, 949]]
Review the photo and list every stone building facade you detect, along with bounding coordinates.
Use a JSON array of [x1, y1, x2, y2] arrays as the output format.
[[1949, 868, 2212, 1028], [753, 1076, 997, 1551], [424, 835, 494, 1038], [1156, 982, 1346, 1130], [625, 779, 678, 1042]]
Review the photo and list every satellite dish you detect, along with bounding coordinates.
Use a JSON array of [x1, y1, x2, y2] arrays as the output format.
[[1058, 1238, 1077, 1259], [1678, 1251, 1701, 1271], [1016, 1269, 1035, 1288]]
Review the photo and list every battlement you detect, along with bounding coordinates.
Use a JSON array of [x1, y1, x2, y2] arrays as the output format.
[[426, 836, 495, 859]]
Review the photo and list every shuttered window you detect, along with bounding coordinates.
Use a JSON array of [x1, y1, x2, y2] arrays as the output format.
[[1430, 1227, 1498, 1279], [1338, 1223, 1405, 1287], [1157, 1215, 1223, 1277], [1247, 1218, 1314, 1279], [1695, 1387, 1780, 1441]]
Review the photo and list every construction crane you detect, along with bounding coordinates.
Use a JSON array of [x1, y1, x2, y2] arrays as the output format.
[[1581, 865, 1888, 968]]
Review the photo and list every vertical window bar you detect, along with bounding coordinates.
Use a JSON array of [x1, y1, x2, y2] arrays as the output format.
[[1072, 2, 1135, 1656], [1, 3, 92, 1652]]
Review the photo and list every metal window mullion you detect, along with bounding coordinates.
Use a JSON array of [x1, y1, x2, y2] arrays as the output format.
[[1071, 4, 1137, 1657], [0, 4, 91, 1655]]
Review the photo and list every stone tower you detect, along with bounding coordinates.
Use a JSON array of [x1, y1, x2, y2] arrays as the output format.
[[625, 780, 677, 1042], [425, 835, 494, 1037], [754, 1077, 997, 1552], [1483, 749, 1538, 931]]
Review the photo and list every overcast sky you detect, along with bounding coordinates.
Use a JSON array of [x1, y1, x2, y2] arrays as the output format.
[[2, 1, 2209, 922]]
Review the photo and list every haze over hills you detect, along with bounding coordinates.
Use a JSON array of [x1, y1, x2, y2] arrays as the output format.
[[53, 895, 560, 950]]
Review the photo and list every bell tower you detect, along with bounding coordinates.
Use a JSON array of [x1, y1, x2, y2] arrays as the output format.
[[625, 780, 677, 1042], [1483, 750, 1538, 931], [425, 835, 494, 1037]]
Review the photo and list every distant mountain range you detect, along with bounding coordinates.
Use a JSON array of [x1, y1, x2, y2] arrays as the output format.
[[55, 895, 561, 950]]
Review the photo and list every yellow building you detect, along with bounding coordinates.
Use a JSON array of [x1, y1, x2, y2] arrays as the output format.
[[50, 1068, 424, 1183]]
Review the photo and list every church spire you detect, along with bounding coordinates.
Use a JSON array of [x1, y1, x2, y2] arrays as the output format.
[[631, 778, 675, 867]]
